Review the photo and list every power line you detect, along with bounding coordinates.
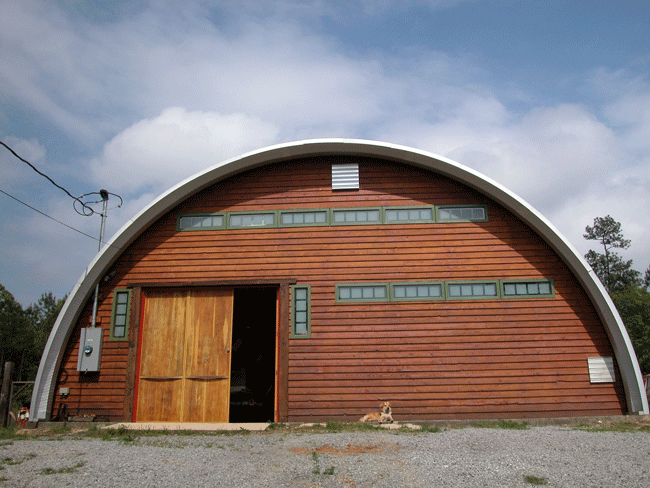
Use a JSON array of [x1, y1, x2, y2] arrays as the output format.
[[0, 140, 94, 215], [0, 188, 115, 247]]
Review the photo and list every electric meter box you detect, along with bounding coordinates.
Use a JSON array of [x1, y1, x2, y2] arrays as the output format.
[[77, 327, 103, 372]]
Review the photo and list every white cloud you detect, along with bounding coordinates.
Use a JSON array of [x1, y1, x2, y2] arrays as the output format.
[[3, 1, 650, 304], [89, 107, 280, 194]]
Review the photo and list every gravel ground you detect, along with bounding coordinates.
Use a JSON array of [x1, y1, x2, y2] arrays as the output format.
[[1, 423, 649, 487]]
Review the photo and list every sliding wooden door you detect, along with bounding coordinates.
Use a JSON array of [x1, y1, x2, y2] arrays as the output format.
[[136, 288, 234, 422]]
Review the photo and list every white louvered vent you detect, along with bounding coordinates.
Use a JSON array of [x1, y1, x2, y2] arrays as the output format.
[[588, 357, 615, 383], [332, 163, 359, 190]]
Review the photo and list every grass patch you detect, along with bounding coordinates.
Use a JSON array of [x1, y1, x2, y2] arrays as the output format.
[[0, 428, 19, 441], [417, 424, 441, 433], [40, 462, 85, 475], [524, 474, 548, 485], [471, 419, 528, 430], [310, 452, 334, 476], [574, 421, 650, 433]]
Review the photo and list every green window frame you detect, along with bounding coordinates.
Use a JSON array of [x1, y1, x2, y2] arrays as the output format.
[[502, 279, 554, 298], [437, 205, 488, 222], [385, 206, 435, 224], [280, 210, 329, 227], [336, 284, 389, 302], [446, 281, 499, 299], [337, 279, 555, 303], [392, 282, 444, 301], [110, 289, 132, 341], [291, 285, 311, 338], [178, 213, 226, 231], [332, 207, 381, 225], [228, 211, 277, 228]]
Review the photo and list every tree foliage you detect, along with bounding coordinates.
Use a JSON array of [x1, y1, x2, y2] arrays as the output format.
[[610, 286, 650, 375], [584, 216, 650, 374], [0, 284, 64, 381], [583, 215, 641, 292]]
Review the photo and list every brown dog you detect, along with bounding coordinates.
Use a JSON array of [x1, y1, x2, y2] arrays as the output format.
[[359, 401, 394, 423]]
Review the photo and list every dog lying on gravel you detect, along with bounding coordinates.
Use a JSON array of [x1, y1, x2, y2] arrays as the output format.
[[359, 401, 394, 423]]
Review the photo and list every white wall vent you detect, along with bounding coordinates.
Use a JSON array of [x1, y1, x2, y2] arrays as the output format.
[[588, 356, 616, 383], [332, 163, 359, 190]]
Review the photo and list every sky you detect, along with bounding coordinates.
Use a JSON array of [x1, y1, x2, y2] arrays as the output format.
[[1, 0, 650, 306]]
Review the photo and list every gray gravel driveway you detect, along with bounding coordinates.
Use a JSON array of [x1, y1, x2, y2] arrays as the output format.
[[2, 423, 649, 487]]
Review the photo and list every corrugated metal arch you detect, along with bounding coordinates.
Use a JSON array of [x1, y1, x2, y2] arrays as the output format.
[[31, 139, 649, 419]]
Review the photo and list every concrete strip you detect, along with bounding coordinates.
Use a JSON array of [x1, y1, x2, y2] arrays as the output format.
[[104, 422, 270, 432]]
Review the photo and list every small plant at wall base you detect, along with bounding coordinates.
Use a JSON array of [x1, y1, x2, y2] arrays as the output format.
[[524, 474, 548, 485]]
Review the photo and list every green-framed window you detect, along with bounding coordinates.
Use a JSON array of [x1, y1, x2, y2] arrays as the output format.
[[332, 208, 381, 225], [178, 204, 490, 231], [229, 211, 276, 228], [291, 285, 311, 338], [447, 281, 498, 299], [385, 206, 434, 223], [281, 210, 329, 227], [337, 278, 555, 303], [110, 289, 132, 341], [502, 279, 554, 298], [336, 284, 388, 302], [392, 282, 444, 300], [437, 205, 488, 222], [178, 214, 225, 230]]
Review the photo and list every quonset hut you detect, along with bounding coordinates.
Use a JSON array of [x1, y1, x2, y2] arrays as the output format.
[[31, 140, 648, 423]]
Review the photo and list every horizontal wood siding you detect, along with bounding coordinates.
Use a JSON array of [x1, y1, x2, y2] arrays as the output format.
[[54, 157, 626, 421]]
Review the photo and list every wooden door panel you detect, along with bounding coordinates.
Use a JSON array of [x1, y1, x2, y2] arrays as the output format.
[[137, 379, 182, 422], [139, 291, 186, 378], [185, 378, 230, 422], [183, 289, 233, 422]]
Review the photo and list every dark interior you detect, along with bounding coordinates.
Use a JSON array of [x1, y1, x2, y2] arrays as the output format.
[[229, 287, 277, 422]]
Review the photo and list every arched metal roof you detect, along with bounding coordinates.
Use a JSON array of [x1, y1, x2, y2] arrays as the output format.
[[31, 139, 649, 419]]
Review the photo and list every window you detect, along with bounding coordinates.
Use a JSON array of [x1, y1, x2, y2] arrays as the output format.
[[502, 280, 554, 297], [229, 212, 276, 228], [110, 289, 131, 341], [332, 208, 381, 225], [385, 207, 434, 223], [178, 204, 491, 231], [438, 205, 487, 222], [291, 285, 311, 338], [178, 214, 225, 230], [393, 283, 443, 300], [337, 278, 554, 303], [447, 282, 498, 299], [281, 210, 328, 226], [336, 284, 388, 302]]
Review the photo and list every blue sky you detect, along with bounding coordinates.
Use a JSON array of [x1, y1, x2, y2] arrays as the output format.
[[2, 0, 650, 306]]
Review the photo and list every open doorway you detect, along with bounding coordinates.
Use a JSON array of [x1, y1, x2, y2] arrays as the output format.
[[230, 287, 277, 422]]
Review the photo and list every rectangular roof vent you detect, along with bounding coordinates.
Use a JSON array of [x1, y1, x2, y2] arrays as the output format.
[[588, 356, 615, 383], [332, 163, 359, 190]]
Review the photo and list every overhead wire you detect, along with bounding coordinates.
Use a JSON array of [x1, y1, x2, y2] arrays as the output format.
[[0, 188, 116, 248], [0, 140, 123, 249], [1, 140, 95, 215]]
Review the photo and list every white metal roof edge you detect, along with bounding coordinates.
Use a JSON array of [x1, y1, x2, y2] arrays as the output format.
[[31, 138, 648, 419]]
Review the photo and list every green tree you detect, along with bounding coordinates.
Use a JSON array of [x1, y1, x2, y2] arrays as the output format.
[[0, 284, 65, 381], [610, 286, 650, 375], [583, 215, 641, 292], [24, 291, 65, 379], [0, 284, 31, 378]]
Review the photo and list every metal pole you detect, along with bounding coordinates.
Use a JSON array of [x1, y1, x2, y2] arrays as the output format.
[[91, 190, 109, 328], [0, 362, 14, 428]]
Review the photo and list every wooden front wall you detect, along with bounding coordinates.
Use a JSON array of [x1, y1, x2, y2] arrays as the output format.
[[52, 156, 626, 421]]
